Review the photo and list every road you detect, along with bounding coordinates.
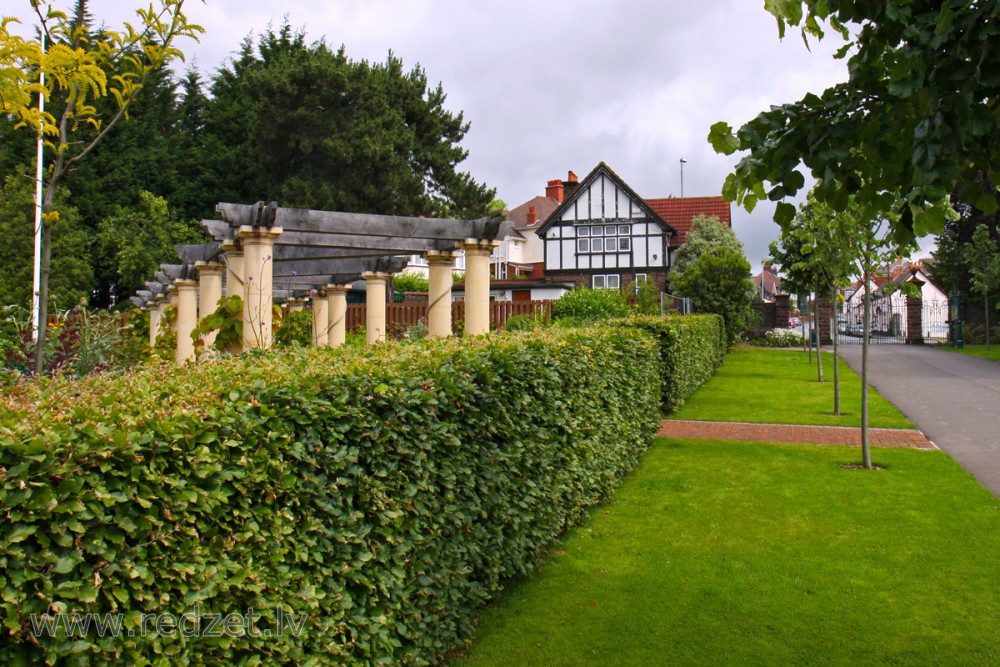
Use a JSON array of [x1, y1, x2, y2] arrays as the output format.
[[836, 344, 1000, 499]]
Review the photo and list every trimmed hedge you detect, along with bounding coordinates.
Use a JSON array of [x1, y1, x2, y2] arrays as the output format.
[[609, 314, 727, 413], [0, 327, 660, 665]]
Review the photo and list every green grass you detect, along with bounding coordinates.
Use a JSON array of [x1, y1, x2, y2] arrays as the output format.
[[451, 439, 1000, 666], [937, 343, 1000, 364], [669, 347, 914, 429]]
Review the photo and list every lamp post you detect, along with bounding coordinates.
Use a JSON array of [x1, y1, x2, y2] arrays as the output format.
[[679, 158, 687, 197]]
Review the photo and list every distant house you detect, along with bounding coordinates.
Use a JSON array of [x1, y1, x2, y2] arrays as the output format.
[[753, 264, 783, 302], [533, 162, 731, 292]]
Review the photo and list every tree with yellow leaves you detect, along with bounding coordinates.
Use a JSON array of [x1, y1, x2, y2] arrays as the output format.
[[1, 0, 202, 374]]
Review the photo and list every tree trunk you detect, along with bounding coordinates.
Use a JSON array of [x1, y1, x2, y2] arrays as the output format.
[[861, 272, 872, 469], [986, 290, 991, 351], [816, 296, 824, 382], [832, 287, 841, 416], [33, 218, 52, 376]]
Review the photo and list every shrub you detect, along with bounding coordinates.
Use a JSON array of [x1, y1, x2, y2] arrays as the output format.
[[608, 314, 727, 413], [0, 326, 660, 665], [761, 328, 804, 347], [392, 271, 430, 293], [504, 313, 547, 332], [551, 288, 629, 323]]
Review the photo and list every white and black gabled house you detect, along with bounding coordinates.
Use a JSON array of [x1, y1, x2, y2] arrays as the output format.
[[536, 162, 677, 291]]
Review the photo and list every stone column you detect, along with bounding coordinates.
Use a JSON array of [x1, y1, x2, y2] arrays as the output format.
[[195, 261, 225, 349], [174, 279, 198, 363], [426, 251, 455, 337], [148, 304, 161, 349], [817, 298, 833, 345], [312, 291, 329, 347], [221, 241, 244, 299], [326, 285, 349, 348], [288, 298, 305, 313], [166, 286, 179, 334], [462, 240, 500, 336], [237, 226, 283, 350], [361, 272, 389, 344]]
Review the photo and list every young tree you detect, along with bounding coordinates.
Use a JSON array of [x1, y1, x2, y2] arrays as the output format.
[[2, 0, 201, 374], [709, 1, 1000, 242], [966, 224, 1000, 350]]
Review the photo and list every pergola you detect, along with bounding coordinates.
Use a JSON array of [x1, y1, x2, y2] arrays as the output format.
[[131, 202, 513, 362]]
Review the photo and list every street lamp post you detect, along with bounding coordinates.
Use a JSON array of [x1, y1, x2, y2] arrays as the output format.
[[679, 158, 687, 197]]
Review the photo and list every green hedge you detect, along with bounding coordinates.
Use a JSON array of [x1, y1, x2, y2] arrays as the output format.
[[609, 314, 726, 413], [0, 327, 660, 665]]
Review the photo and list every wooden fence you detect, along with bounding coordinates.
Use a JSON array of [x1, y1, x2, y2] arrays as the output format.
[[345, 300, 555, 335]]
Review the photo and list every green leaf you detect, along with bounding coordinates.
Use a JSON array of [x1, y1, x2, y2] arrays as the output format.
[[708, 122, 740, 155]]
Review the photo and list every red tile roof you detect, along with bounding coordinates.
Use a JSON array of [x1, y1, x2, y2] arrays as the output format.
[[506, 195, 560, 231], [645, 196, 732, 248]]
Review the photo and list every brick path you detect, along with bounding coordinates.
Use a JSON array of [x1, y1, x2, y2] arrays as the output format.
[[658, 420, 937, 450]]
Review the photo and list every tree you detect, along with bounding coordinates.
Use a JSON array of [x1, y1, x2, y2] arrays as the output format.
[[708, 1, 1000, 243], [203, 24, 494, 218], [2, 0, 201, 374], [669, 215, 743, 279], [672, 248, 754, 346], [0, 169, 92, 309], [804, 194, 914, 469], [96, 191, 203, 302], [966, 224, 1000, 350]]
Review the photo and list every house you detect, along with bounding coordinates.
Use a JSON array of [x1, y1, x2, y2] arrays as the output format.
[[842, 265, 948, 340], [534, 162, 731, 291], [753, 264, 783, 302], [492, 194, 557, 279]]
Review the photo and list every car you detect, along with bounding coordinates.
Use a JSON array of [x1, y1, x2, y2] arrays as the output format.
[[788, 317, 800, 329]]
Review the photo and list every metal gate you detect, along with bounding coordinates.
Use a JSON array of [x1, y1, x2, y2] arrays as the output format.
[[837, 297, 908, 344]]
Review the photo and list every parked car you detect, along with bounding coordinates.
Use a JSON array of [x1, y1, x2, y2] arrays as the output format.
[[788, 317, 800, 329]]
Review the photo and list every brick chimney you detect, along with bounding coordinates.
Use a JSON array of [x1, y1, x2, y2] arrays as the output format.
[[545, 179, 564, 203], [526, 205, 538, 225], [562, 170, 580, 200]]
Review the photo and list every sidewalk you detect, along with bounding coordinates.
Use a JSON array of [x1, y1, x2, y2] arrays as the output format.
[[658, 419, 937, 449]]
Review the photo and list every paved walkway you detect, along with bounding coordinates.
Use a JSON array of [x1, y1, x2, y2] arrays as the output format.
[[658, 420, 936, 449], [835, 344, 1000, 498]]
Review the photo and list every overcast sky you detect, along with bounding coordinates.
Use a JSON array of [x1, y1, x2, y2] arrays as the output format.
[[14, 1, 936, 271]]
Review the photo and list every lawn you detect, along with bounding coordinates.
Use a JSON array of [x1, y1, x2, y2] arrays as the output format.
[[451, 439, 1000, 666], [669, 347, 914, 429], [937, 343, 1000, 364]]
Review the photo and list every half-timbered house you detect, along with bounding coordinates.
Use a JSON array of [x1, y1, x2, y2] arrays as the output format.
[[535, 162, 731, 292]]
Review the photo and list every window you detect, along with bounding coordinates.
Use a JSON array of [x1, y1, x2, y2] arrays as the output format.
[[592, 274, 620, 290], [575, 222, 632, 254], [635, 273, 648, 284]]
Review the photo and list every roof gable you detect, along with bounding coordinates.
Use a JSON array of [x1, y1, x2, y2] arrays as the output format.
[[537, 162, 675, 237]]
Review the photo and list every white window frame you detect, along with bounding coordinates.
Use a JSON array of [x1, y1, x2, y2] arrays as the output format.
[[577, 238, 591, 253], [618, 237, 631, 252], [592, 274, 620, 290]]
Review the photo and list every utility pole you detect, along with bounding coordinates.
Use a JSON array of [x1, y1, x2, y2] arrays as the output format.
[[32, 31, 46, 341], [679, 158, 687, 197]]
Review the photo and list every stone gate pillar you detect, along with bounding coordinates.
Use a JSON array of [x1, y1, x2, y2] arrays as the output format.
[[817, 298, 833, 345], [237, 226, 283, 350], [361, 272, 389, 344], [906, 295, 924, 344], [774, 294, 790, 329], [426, 250, 455, 337]]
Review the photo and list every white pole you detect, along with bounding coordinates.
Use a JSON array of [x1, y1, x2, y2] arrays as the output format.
[[31, 31, 46, 341]]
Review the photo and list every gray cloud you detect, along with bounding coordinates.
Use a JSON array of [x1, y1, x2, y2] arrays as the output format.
[[20, 2, 935, 268]]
